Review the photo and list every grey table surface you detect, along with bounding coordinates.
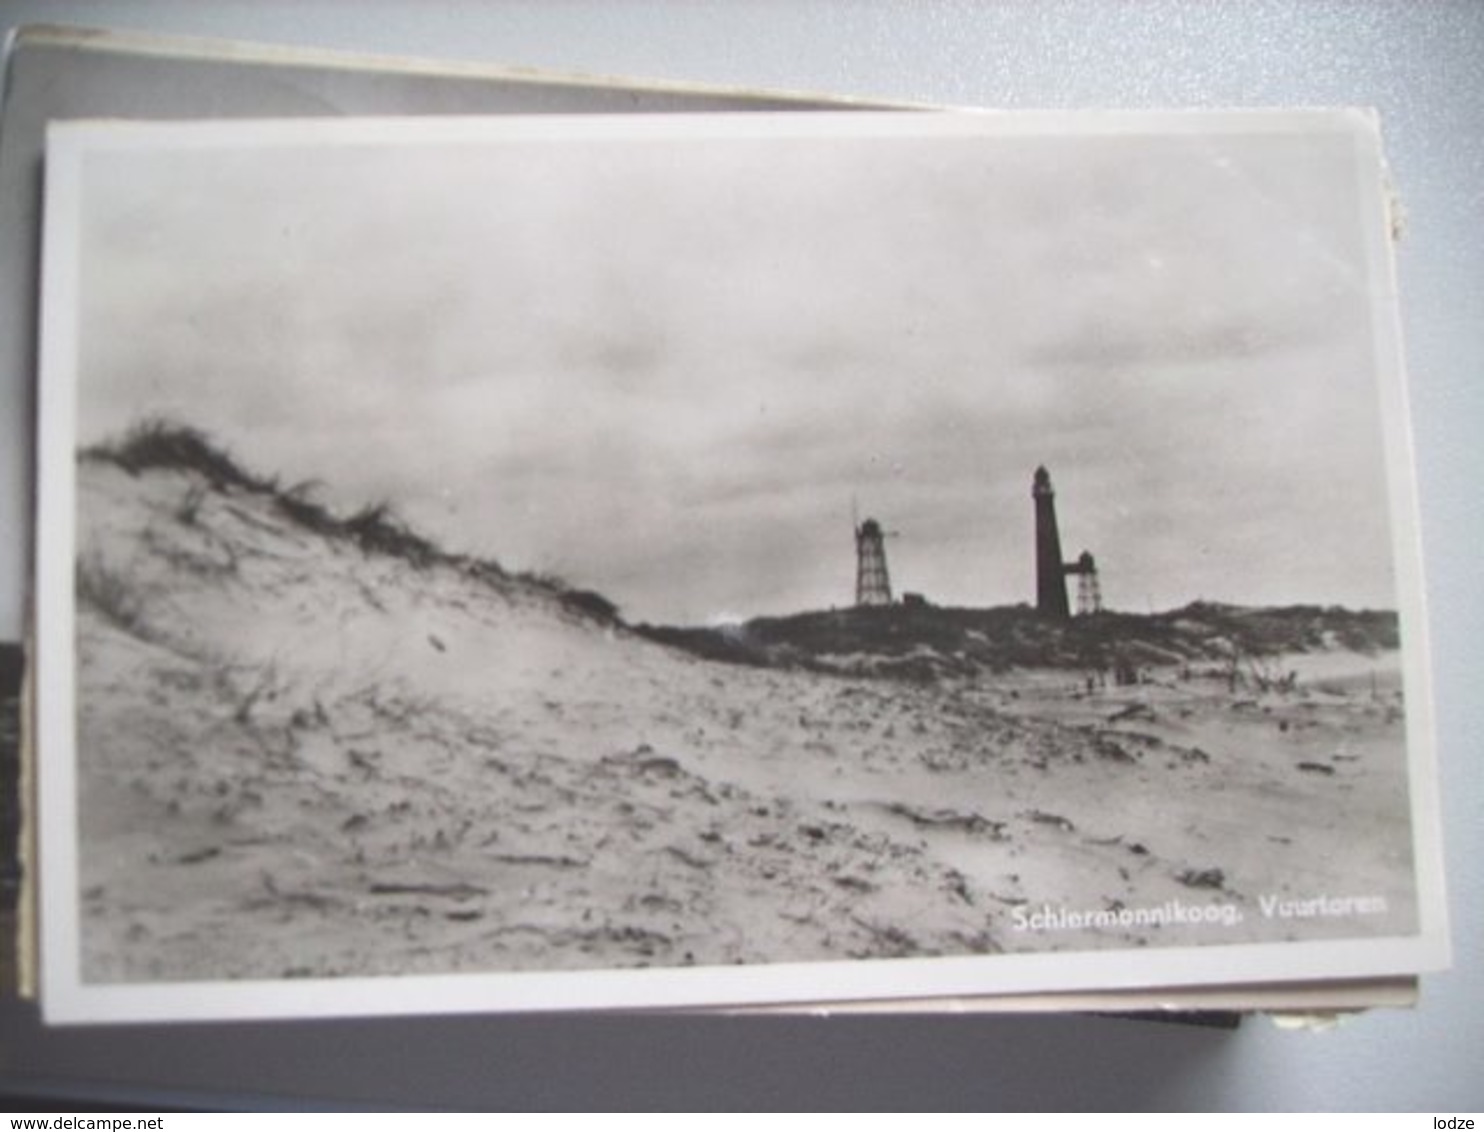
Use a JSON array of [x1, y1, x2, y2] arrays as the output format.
[[0, 0, 1480, 1111]]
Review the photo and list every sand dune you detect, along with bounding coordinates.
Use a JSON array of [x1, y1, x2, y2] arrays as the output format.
[[72, 443, 1416, 983]]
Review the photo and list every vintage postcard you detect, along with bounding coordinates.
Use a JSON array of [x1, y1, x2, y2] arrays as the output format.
[[35, 110, 1448, 1021]]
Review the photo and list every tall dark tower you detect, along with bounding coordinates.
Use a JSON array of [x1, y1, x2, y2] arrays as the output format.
[[855, 518, 893, 607], [1032, 466, 1071, 619]]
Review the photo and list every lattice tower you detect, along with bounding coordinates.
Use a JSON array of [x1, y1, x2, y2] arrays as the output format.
[[855, 518, 893, 606], [1073, 550, 1103, 616]]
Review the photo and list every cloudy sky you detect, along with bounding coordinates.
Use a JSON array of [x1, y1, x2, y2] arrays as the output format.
[[67, 112, 1402, 624]]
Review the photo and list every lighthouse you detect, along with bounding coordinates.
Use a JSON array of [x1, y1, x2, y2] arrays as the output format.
[[1032, 466, 1102, 618], [1032, 466, 1071, 619]]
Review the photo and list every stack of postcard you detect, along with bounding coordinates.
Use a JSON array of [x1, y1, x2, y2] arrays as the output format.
[[2, 26, 1450, 1024]]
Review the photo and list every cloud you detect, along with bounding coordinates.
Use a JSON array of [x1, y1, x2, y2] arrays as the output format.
[[71, 116, 1401, 621]]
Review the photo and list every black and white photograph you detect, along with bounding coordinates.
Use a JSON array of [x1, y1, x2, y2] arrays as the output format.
[[35, 110, 1447, 1021]]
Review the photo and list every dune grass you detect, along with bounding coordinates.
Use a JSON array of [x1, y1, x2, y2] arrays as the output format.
[[82, 420, 624, 624]]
